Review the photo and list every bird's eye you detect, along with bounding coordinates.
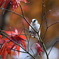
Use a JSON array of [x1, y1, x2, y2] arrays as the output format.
[[33, 20, 36, 22]]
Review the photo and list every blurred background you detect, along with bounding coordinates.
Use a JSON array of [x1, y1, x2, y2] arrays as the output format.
[[0, 0, 59, 59]]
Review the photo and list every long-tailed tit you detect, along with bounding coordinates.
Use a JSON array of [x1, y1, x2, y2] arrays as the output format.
[[29, 19, 40, 39]]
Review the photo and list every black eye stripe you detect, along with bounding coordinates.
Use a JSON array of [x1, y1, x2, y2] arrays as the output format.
[[31, 19, 37, 22], [34, 20, 36, 22]]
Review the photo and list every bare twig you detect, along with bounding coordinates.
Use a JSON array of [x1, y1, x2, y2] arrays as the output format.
[[42, 0, 48, 40], [43, 22, 59, 40], [42, 0, 45, 21], [42, 0, 48, 27], [48, 40, 59, 55], [20, 4, 24, 16], [41, 0, 49, 59], [11, 49, 26, 53], [42, 21, 59, 58], [40, 0, 44, 27], [48, 22, 59, 28], [42, 27, 48, 40], [23, 28, 30, 51], [0, 8, 23, 17], [37, 34, 49, 59]]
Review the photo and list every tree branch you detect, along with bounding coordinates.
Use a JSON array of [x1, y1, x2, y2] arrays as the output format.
[[48, 22, 59, 28], [43, 21, 59, 40], [11, 49, 26, 53]]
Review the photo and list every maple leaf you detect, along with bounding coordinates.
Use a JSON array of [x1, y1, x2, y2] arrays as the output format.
[[0, 42, 11, 59], [11, 35, 26, 49], [0, 35, 4, 45], [4, 28, 18, 36], [8, 35, 26, 58], [0, 0, 27, 9], [4, 0, 10, 9], [0, 0, 10, 9], [11, 0, 27, 9], [35, 43, 43, 56], [0, 0, 5, 7], [4, 28, 27, 58]]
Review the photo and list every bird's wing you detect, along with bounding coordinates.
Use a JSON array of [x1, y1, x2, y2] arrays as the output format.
[[34, 24, 40, 31]]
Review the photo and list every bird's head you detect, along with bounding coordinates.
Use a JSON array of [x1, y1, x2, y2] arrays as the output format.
[[31, 19, 38, 25]]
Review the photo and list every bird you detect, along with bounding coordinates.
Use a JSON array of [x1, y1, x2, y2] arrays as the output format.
[[29, 19, 40, 39]]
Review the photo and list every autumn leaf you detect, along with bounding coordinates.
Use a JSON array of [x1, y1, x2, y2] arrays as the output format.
[[0, 0, 27, 9], [0, 35, 4, 45], [35, 43, 43, 56], [7, 35, 27, 58], [0, 42, 11, 59], [11, 35, 26, 49], [4, 28, 18, 36], [0, 0, 5, 7], [4, 0, 10, 9], [4, 28, 27, 58], [16, 46, 20, 57]]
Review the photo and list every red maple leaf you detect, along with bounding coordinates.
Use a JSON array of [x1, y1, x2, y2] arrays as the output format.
[[4, 28, 18, 36], [11, 35, 26, 49], [11, 0, 27, 9], [35, 43, 43, 56], [0, 0, 27, 9], [0, 42, 11, 59], [0, 35, 4, 45], [0, 0, 10, 9], [9, 35, 26, 58], [0, 0, 4, 7], [4, 28, 27, 57]]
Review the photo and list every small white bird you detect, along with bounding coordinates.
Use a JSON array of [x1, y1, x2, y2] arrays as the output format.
[[29, 19, 40, 39]]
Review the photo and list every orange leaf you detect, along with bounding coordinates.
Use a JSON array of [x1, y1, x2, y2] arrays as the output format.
[[17, 46, 20, 58], [0, 42, 11, 59]]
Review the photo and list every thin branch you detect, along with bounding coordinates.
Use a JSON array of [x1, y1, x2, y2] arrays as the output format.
[[25, 56, 30, 59], [0, 29, 35, 59], [48, 22, 59, 28], [42, 27, 48, 40], [38, 34, 49, 59], [42, 21, 59, 57], [24, 29, 30, 52], [0, 8, 23, 17], [27, 34, 31, 52], [40, 0, 44, 27], [48, 41, 59, 55], [42, 0, 48, 40], [40, 0, 44, 37], [42, 0, 48, 27], [43, 22, 59, 40], [41, 0, 49, 59], [20, 4, 24, 16], [11, 49, 26, 53]]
